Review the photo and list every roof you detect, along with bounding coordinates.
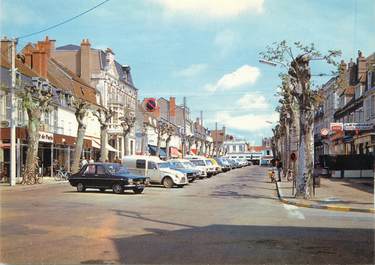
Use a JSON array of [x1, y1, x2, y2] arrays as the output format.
[[48, 58, 98, 105], [0, 53, 41, 78], [248, 146, 267, 152], [56, 44, 80, 51]]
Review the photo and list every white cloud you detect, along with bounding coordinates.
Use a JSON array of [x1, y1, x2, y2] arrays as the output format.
[[215, 111, 278, 132], [214, 30, 238, 57], [175, 64, 208, 77], [152, 0, 264, 19], [204, 65, 260, 92], [237, 93, 270, 110]]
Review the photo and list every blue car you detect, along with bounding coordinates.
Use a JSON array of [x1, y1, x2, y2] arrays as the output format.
[[167, 161, 199, 182]]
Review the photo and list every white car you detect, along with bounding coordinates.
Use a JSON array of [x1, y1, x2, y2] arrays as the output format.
[[187, 156, 216, 178], [122, 155, 188, 188]]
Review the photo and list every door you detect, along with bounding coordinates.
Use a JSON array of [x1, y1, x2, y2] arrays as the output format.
[[147, 161, 160, 183], [82, 164, 96, 187], [95, 164, 108, 188]]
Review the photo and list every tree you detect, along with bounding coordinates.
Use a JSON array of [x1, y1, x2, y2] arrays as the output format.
[[71, 98, 90, 173], [165, 124, 175, 159], [15, 82, 53, 184], [155, 120, 172, 158], [93, 108, 114, 162], [261, 41, 341, 198], [120, 107, 136, 156]]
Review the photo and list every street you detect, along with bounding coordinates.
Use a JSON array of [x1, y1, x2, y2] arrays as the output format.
[[1, 166, 374, 264]]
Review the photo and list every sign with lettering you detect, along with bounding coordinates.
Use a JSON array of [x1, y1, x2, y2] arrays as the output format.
[[330, 123, 343, 132], [39, 132, 54, 143], [343, 123, 373, 131]]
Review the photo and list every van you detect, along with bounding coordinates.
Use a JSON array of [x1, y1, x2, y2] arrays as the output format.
[[122, 155, 188, 188]]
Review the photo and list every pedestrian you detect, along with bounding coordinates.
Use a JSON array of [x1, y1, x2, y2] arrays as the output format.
[[276, 159, 282, 182], [80, 157, 88, 168], [89, 157, 94, 164]]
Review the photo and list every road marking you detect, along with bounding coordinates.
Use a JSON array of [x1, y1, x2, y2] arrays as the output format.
[[283, 204, 305, 220]]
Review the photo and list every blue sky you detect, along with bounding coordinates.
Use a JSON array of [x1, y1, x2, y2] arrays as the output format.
[[1, 0, 374, 144]]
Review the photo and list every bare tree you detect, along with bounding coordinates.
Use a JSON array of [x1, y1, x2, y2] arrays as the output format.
[[93, 108, 114, 162], [71, 98, 90, 173], [120, 107, 136, 156], [155, 120, 173, 158], [9, 80, 53, 184], [165, 125, 175, 159], [261, 41, 341, 198]]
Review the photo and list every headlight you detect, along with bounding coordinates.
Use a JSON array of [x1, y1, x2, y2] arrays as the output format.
[[128, 179, 133, 184]]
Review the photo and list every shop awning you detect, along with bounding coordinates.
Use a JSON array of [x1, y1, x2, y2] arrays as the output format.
[[107, 143, 119, 153], [91, 138, 119, 153], [191, 149, 197, 155], [148, 145, 166, 157], [170, 147, 181, 158]]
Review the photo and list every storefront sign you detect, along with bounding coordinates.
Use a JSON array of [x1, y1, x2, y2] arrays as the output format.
[[39, 132, 54, 143], [343, 123, 373, 131], [330, 123, 343, 132]]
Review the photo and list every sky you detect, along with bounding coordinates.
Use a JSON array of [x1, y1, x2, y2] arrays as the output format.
[[1, 0, 374, 145]]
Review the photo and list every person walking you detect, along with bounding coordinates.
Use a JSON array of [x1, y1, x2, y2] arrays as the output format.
[[276, 159, 283, 182]]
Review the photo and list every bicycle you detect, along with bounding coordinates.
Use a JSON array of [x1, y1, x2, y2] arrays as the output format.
[[54, 168, 70, 181]]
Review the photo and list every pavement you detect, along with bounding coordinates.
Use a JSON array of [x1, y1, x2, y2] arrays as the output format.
[[276, 174, 374, 213], [0, 177, 68, 191], [1, 166, 374, 264]]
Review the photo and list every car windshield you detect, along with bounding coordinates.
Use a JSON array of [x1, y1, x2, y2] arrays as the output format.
[[206, 160, 213, 165], [191, 160, 205, 166], [106, 164, 129, 174], [170, 161, 184, 168], [158, 162, 170, 169], [182, 162, 194, 168]]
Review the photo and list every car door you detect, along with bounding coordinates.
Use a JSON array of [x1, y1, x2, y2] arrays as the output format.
[[82, 164, 96, 187], [95, 164, 109, 188], [147, 161, 160, 183]]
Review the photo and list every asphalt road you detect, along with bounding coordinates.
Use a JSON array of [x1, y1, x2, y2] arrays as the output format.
[[1, 166, 374, 264]]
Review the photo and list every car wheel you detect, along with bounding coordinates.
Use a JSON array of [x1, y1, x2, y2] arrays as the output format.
[[77, 183, 86, 192], [99, 188, 106, 192], [162, 177, 173, 188], [177, 184, 184, 188], [112, 184, 124, 194], [133, 188, 144, 194]]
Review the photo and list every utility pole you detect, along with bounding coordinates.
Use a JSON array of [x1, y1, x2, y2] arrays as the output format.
[[182, 96, 186, 158], [10, 39, 17, 186], [215, 122, 218, 157]]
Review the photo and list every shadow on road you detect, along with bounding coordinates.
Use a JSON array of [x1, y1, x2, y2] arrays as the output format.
[[106, 224, 374, 264]]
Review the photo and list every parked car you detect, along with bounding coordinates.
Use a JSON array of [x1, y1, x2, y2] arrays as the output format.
[[167, 160, 199, 182], [215, 157, 231, 172], [187, 156, 216, 177], [122, 156, 188, 188], [208, 158, 222, 174], [68, 163, 147, 194]]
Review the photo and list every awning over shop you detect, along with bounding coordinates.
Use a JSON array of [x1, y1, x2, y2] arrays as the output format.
[[170, 147, 181, 158], [148, 145, 166, 157], [90, 138, 119, 153], [190, 149, 197, 155]]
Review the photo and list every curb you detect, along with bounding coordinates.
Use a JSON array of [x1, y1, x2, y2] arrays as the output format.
[[0, 180, 68, 192], [275, 181, 375, 214]]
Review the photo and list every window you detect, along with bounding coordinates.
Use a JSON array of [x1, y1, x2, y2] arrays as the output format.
[[84, 165, 95, 175], [96, 165, 105, 175], [136, 159, 146, 169], [148, 161, 157, 169], [371, 95, 375, 116]]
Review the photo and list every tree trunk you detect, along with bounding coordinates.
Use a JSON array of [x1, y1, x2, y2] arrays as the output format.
[[295, 108, 314, 198], [166, 138, 171, 159], [284, 122, 290, 178], [22, 112, 41, 184], [156, 131, 161, 157], [99, 125, 108, 162], [124, 134, 129, 156], [72, 125, 86, 173]]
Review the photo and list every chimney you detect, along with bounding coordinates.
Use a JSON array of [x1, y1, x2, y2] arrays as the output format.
[[31, 43, 48, 79], [80, 38, 91, 83], [169, 97, 176, 122], [1, 37, 12, 62], [357, 50, 367, 84]]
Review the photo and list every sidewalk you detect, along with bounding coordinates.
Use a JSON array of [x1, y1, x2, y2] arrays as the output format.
[[276, 176, 374, 213], [0, 177, 68, 192]]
